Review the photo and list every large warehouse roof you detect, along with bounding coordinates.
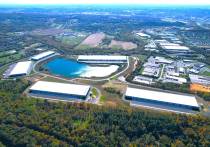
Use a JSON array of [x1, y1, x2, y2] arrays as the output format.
[[78, 55, 127, 61], [9, 61, 33, 76], [125, 87, 199, 107], [30, 81, 90, 96], [31, 51, 55, 60], [162, 45, 190, 50]]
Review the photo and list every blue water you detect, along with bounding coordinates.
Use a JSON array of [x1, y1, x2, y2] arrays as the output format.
[[44, 57, 88, 78]]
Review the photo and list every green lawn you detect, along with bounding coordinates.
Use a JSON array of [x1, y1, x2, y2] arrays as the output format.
[[201, 71, 210, 76], [100, 95, 106, 103], [91, 88, 99, 98], [139, 67, 144, 74], [75, 44, 92, 50], [138, 55, 147, 62], [60, 36, 85, 46], [42, 76, 72, 84]]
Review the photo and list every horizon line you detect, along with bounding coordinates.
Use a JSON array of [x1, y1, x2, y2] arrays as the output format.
[[0, 3, 210, 6]]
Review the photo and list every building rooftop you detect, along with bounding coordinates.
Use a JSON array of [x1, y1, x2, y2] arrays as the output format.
[[189, 74, 210, 85], [136, 32, 151, 38], [31, 51, 55, 60], [9, 61, 33, 76], [155, 56, 174, 64], [78, 55, 127, 61], [159, 43, 180, 46], [162, 45, 190, 50], [125, 87, 199, 108], [30, 81, 90, 96]]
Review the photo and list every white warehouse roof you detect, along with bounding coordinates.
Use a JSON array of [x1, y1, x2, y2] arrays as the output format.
[[159, 43, 180, 46], [162, 45, 190, 50], [9, 61, 33, 76], [78, 55, 127, 61], [30, 81, 90, 96], [125, 87, 199, 108], [31, 51, 55, 60]]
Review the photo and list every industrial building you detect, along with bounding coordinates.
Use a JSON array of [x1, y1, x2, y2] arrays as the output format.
[[125, 87, 200, 112], [189, 74, 210, 85], [29, 81, 91, 101], [136, 32, 151, 38], [4, 61, 33, 78], [133, 76, 153, 85], [31, 51, 55, 61], [77, 55, 128, 64], [163, 75, 187, 84], [162, 45, 191, 53]]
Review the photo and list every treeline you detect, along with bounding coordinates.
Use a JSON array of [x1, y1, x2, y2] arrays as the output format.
[[0, 80, 209, 146]]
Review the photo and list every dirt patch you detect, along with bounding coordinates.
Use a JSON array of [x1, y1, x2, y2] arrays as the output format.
[[80, 32, 106, 47], [102, 81, 127, 92], [190, 84, 210, 93], [109, 40, 137, 50]]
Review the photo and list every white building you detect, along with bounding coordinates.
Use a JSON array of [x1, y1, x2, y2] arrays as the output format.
[[155, 56, 174, 64], [155, 39, 169, 44], [29, 81, 91, 101], [164, 75, 187, 84], [162, 45, 191, 53], [133, 76, 153, 85], [159, 42, 180, 46], [6, 61, 33, 77], [136, 32, 151, 38], [125, 87, 200, 112], [31, 51, 55, 61], [77, 55, 128, 64], [145, 40, 157, 49], [142, 67, 160, 77], [189, 74, 210, 85]]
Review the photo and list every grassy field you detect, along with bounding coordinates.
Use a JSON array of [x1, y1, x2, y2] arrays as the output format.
[[75, 44, 92, 50], [41, 76, 73, 84], [138, 55, 147, 62], [0, 53, 23, 65], [201, 71, 210, 76], [57, 36, 86, 47]]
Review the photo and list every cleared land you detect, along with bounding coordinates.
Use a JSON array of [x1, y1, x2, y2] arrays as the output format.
[[80, 32, 106, 47], [190, 84, 210, 93], [109, 40, 137, 50]]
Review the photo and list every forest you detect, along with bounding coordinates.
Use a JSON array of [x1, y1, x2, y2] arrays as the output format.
[[0, 80, 209, 146]]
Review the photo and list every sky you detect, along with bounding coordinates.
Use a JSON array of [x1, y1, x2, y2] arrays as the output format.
[[0, 0, 210, 5]]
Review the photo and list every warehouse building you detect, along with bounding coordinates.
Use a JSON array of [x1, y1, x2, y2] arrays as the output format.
[[162, 45, 191, 53], [77, 55, 128, 64], [4, 61, 33, 78], [133, 76, 153, 85], [31, 51, 55, 61], [189, 74, 210, 85], [163, 75, 187, 84], [29, 81, 91, 101], [125, 87, 200, 112]]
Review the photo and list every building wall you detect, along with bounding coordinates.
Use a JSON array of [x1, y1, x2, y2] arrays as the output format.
[[9, 73, 27, 78], [78, 59, 127, 64], [29, 90, 88, 100], [32, 53, 55, 61], [125, 96, 199, 111]]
